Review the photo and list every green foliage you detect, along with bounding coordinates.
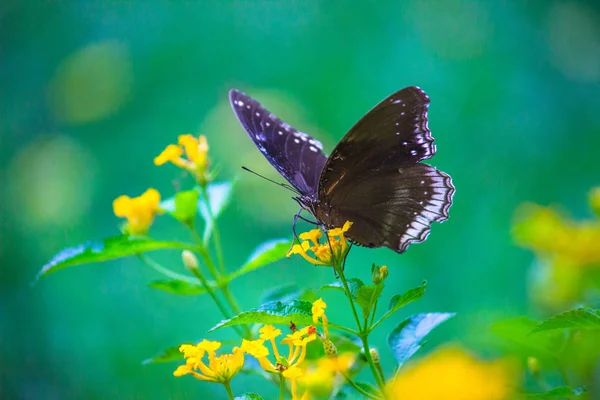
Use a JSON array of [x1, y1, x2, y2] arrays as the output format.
[[490, 317, 564, 361], [209, 299, 315, 332], [235, 394, 264, 400], [172, 189, 199, 224], [142, 344, 184, 364], [321, 278, 364, 300], [148, 279, 207, 295], [531, 308, 600, 334], [37, 236, 197, 279], [234, 239, 293, 277], [372, 282, 427, 330], [355, 283, 385, 319], [521, 386, 588, 399], [198, 181, 234, 242], [388, 312, 455, 367], [260, 284, 317, 304]]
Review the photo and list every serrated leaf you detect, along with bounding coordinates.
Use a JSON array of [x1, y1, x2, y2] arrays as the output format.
[[148, 279, 207, 295], [37, 236, 198, 279], [373, 283, 426, 329], [142, 345, 183, 364], [388, 312, 455, 367], [321, 278, 364, 300], [209, 299, 314, 332], [356, 283, 385, 319], [172, 190, 199, 223], [199, 181, 234, 242], [521, 386, 587, 398], [531, 308, 600, 334], [490, 317, 564, 361], [235, 394, 264, 400], [234, 239, 292, 277]]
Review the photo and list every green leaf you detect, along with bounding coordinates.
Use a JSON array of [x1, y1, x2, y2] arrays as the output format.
[[355, 283, 385, 319], [235, 394, 264, 400], [490, 317, 564, 361], [234, 239, 292, 277], [199, 181, 234, 242], [320, 278, 365, 300], [520, 386, 587, 398], [209, 299, 314, 332], [38, 236, 198, 279], [374, 282, 426, 328], [172, 190, 199, 224], [531, 308, 600, 334], [388, 312, 455, 367], [148, 279, 207, 295], [142, 345, 183, 364]]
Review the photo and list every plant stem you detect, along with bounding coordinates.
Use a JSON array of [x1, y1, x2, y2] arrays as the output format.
[[223, 382, 235, 400], [335, 264, 386, 392], [340, 372, 382, 399], [200, 187, 227, 275], [279, 374, 285, 400], [137, 254, 197, 283], [187, 261, 245, 338]]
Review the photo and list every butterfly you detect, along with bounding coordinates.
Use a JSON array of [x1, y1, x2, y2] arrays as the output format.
[[229, 87, 454, 253]]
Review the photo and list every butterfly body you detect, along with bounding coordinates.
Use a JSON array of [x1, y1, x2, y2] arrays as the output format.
[[229, 87, 454, 254]]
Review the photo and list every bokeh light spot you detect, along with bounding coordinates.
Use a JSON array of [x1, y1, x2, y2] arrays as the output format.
[[48, 40, 133, 124], [6, 135, 97, 230]]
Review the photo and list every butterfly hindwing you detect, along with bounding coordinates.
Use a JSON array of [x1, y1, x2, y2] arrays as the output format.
[[317, 86, 454, 253], [229, 89, 327, 196]]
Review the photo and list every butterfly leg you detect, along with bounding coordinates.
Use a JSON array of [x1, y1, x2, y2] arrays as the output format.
[[288, 209, 304, 254]]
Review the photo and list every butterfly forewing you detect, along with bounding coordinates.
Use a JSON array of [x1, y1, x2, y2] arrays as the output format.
[[317, 86, 454, 253], [229, 89, 327, 196]]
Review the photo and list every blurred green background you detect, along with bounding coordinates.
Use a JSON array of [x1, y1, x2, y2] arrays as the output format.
[[2, 1, 600, 398]]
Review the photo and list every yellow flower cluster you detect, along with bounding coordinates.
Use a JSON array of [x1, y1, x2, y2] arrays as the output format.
[[154, 134, 212, 186], [112, 188, 162, 235], [173, 339, 244, 384], [174, 298, 353, 400], [287, 221, 353, 267], [386, 347, 518, 400]]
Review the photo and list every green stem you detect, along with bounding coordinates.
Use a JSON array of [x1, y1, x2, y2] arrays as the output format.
[[187, 261, 245, 338], [201, 187, 226, 275], [369, 300, 378, 329], [223, 381, 235, 400], [137, 254, 197, 283], [335, 264, 386, 393], [341, 371, 382, 399], [279, 374, 285, 400]]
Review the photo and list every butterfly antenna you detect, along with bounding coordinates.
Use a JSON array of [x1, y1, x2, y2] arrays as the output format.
[[241, 166, 300, 194]]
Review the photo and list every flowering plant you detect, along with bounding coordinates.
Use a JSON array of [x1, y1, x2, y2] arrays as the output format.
[[37, 133, 598, 399]]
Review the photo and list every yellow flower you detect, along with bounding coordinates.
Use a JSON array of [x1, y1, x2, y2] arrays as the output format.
[[112, 188, 162, 235], [311, 298, 330, 338], [154, 134, 212, 185], [283, 365, 304, 400], [173, 339, 244, 384], [244, 324, 315, 377], [299, 353, 356, 398], [386, 347, 518, 400], [287, 221, 353, 267]]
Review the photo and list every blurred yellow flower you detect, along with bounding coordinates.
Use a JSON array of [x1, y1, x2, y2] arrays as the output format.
[[287, 221, 353, 267], [386, 347, 518, 400], [590, 187, 600, 217], [311, 298, 330, 338], [173, 339, 244, 384], [112, 188, 162, 235], [299, 353, 356, 399], [154, 134, 212, 186]]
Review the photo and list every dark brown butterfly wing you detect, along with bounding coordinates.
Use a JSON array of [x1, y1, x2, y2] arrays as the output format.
[[229, 89, 327, 196], [317, 86, 454, 253]]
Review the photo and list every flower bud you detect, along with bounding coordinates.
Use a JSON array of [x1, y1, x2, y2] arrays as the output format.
[[590, 187, 600, 218], [182, 250, 199, 272], [321, 337, 338, 357], [527, 357, 540, 377], [372, 264, 388, 284], [370, 348, 380, 364]]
